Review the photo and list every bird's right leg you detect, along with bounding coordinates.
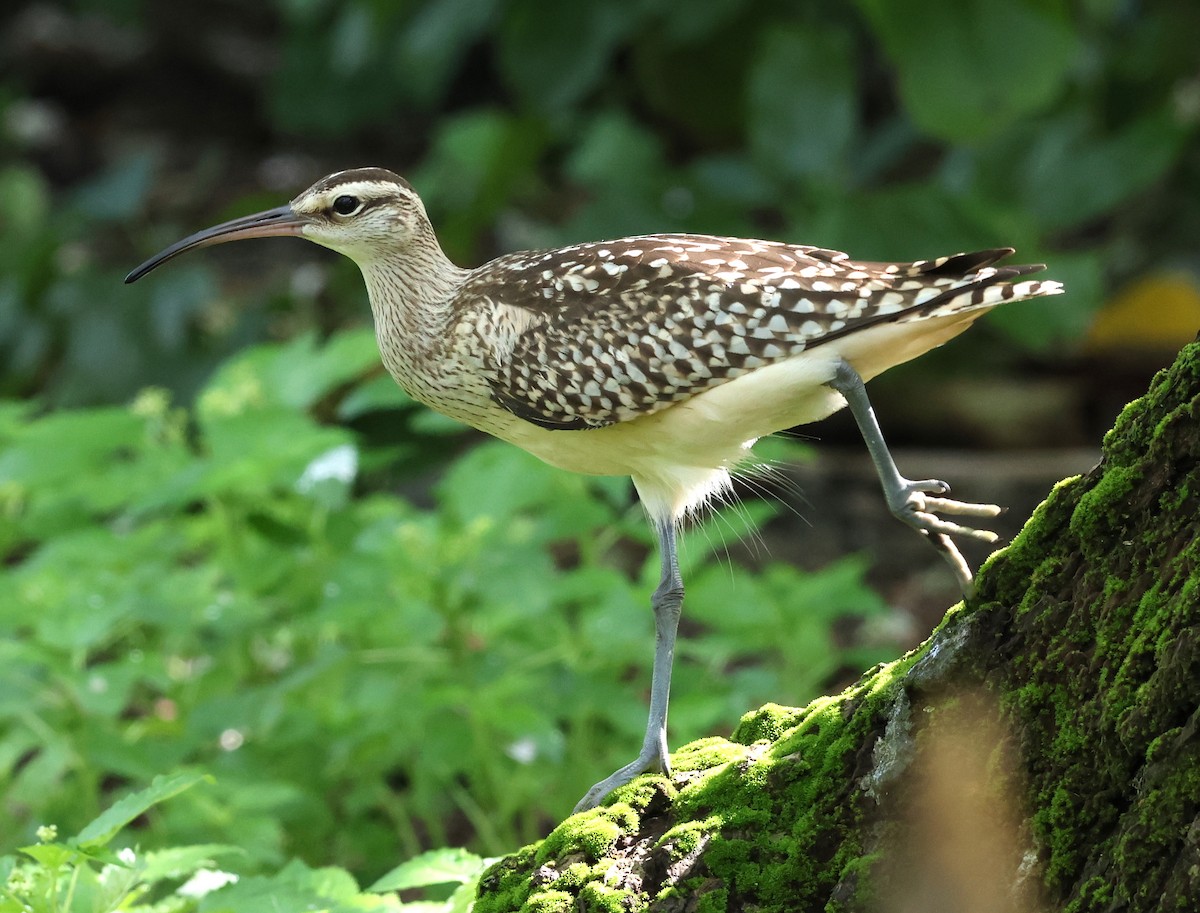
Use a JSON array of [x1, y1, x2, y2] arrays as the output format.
[[574, 519, 683, 813], [827, 358, 1002, 597]]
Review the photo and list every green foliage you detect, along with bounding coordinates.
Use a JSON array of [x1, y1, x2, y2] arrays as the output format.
[[747, 25, 859, 182], [6, 0, 1198, 404], [855, 0, 1079, 141], [0, 329, 890, 875], [1, 774, 482, 913], [3, 0, 1197, 895], [0, 159, 269, 407], [497, 1, 629, 117]]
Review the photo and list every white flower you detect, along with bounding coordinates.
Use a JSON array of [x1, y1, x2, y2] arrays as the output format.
[[178, 869, 239, 898], [505, 737, 538, 764], [297, 444, 359, 492]]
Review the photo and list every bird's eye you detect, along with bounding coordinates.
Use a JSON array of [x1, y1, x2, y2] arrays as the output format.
[[332, 195, 361, 216]]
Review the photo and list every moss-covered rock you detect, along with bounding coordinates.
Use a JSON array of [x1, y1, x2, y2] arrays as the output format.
[[476, 340, 1200, 913]]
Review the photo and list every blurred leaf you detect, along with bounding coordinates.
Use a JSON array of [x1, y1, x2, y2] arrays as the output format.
[[199, 328, 379, 416], [336, 373, 415, 419], [271, 3, 409, 135], [747, 25, 858, 181], [0, 406, 141, 489], [199, 407, 351, 494], [73, 771, 208, 849], [146, 265, 220, 351], [408, 408, 467, 436], [296, 442, 359, 510], [856, 0, 1078, 140], [435, 441, 615, 538], [1018, 111, 1191, 231], [687, 155, 777, 209], [415, 109, 545, 258], [139, 844, 244, 883], [329, 4, 374, 76], [446, 881, 479, 913], [497, 0, 631, 114], [368, 847, 487, 892], [801, 183, 994, 261], [47, 276, 149, 404], [18, 842, 85, 868], [393, 0, 503, 107], [640, 0, 750, 44], [196, 859, 385, 913], [562, 111, 674, 238], [567, 111, 666, 193], [0, 165, 51, 238], [629, 10, 755, 145], [69, 154, 156, 223]]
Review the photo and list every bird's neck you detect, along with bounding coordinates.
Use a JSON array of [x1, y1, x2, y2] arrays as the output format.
[[360, 243, 469, 360], [355, 238, 472, 417]]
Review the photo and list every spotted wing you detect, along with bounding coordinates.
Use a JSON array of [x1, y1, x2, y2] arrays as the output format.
[[462, 234, 1046, 431]]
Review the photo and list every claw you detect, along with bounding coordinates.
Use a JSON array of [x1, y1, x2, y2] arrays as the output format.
[[910, 511, 1000, 543], [928, 533, 976, 598], [887, 478, 1004, 596], [922, 496, 1003, 519], [910, 478, 951, 495]]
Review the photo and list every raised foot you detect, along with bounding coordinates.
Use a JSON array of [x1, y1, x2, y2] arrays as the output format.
[[888, 478, 1004, 598], [889, 478, 1003, 541], [573, 746, 669, 814]]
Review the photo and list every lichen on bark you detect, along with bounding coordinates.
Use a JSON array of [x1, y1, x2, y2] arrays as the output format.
[[475, 340, 1200, 913]]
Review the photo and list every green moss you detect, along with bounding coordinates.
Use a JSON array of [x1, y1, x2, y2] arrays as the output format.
[[474, 846, 541, 913], [653, 879, 729, 912], [988, 342, 1200, 906], [671, 736, 746, 771], [731, 702, 807, 743], [549, 862, 592, 890], [655, 819, 711, 858], [692, 884, 730, 913], [1076, 875, 1113, 907], [475, 342, 1200, 913], [1068, 463, 1138, 545], [602, 774, 673, 813], [577, 881, 633, 912], [518, 890, 574, 913], [537, 804, 638, 863]]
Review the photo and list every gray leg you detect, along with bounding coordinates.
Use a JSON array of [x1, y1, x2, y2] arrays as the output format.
[[574, 519, 683, 813], [827, 359, 1001, 597]]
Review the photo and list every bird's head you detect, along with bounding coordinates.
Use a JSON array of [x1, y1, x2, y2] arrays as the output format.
[[125, 168, 432, 283]]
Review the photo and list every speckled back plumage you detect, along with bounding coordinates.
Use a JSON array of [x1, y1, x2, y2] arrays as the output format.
[[453, 234, 1056, 431]]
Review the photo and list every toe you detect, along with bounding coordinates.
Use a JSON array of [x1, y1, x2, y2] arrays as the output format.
[[922, 496, 1003, 518], [909, 478, 951, 495]]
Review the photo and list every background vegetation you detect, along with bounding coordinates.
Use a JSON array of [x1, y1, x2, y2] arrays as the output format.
[[1, 0, 1197, 908]]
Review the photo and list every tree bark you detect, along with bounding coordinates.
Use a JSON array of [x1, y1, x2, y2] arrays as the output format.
[[475, 339, 1200, 913]]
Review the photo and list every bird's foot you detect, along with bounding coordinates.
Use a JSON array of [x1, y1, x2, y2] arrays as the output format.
[[573, 744, 669, 814], [889, 478, 1003, 542], [888, 478, 1003, 598]]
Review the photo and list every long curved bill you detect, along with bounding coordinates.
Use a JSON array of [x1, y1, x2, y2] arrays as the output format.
[[124, 205, 309, 284]]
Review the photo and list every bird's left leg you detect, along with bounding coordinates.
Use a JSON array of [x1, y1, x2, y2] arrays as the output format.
[[827, 358, 1001, 597], [574, 519, 683, 813]]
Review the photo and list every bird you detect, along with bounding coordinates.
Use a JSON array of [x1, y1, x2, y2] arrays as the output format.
[[126, 167, 1064, 813]]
